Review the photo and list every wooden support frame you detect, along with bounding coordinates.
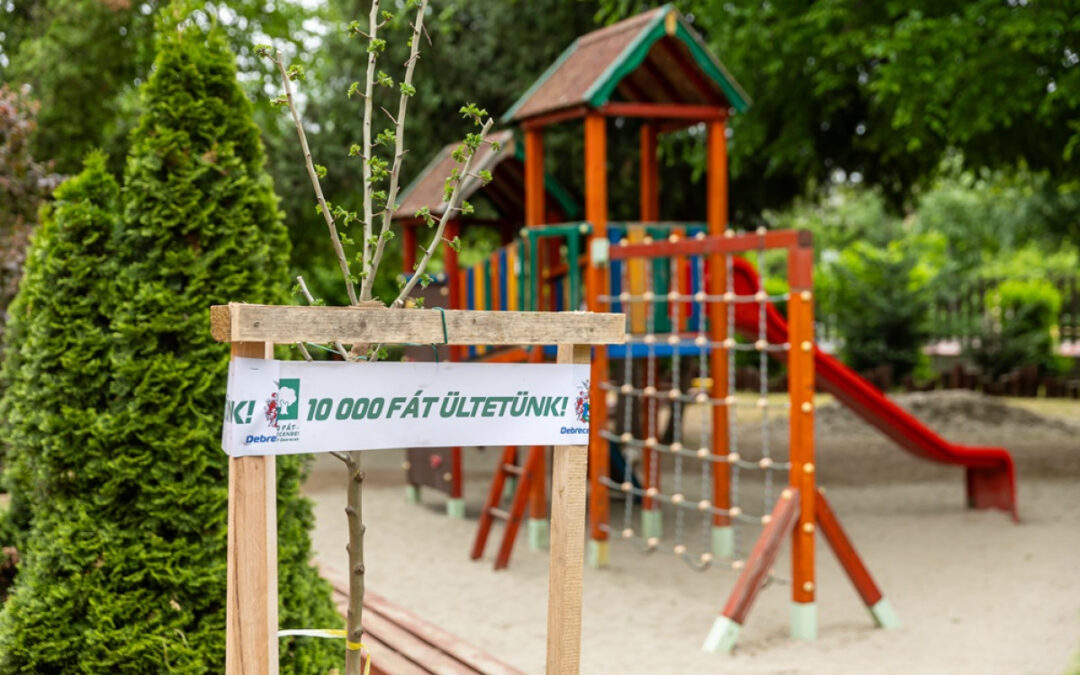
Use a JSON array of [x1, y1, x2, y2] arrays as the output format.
[[214, 306, 624, 675], [211, 305, 623, 346], [605, 229, 895, 651], [704, 487, 899, 653]]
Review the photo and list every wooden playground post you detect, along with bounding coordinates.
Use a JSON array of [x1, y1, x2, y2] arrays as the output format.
[[787, 242, 817, 639], [585, 111, 611, 569], [638, 123, 660, 538], [215, 305, 624, 675], [524, 128, 550, 549], [706, 114, 733, 558]]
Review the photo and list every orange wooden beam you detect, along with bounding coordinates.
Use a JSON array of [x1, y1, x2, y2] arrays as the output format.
[[707, 117, 730, 529], [788, 243, 816, 607], [585, 112, 610, 547], [524, 128, 545, 228]]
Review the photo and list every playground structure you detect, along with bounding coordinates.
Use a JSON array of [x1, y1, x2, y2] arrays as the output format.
[[394, 3, 1018, 650]]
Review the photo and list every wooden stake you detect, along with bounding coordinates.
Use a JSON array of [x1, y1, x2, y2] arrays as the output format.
[[547, 343, 590, 674], [226, 341, 279, 675]]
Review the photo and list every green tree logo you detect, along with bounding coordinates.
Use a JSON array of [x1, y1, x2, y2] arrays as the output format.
[[277, 379, 300, 420]]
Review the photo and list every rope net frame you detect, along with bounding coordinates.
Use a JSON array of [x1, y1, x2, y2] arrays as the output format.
[[592, 226, 815, 585]]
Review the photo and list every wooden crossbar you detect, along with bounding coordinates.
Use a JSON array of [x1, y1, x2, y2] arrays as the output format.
[[210, 304, 625, 346], [609, 229, 811, 260]]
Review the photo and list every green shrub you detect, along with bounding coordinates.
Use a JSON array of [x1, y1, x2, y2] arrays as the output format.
[[971, 278, 1067, 379], [0, 151, 117, 594], [0, 21, 338, 673], [819, 240, 932, 382]]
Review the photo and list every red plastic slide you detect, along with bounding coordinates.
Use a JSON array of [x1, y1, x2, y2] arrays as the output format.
[[730, 258, 1018, 521]]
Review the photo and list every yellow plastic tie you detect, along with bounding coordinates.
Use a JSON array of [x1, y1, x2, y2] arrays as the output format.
[[347, 641, 371, 675], [278, 629, 370, 675]]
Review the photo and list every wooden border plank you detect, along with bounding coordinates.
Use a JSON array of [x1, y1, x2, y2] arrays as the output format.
[[323, 565, 525, 675], [362, 610, 471, 675], [210, 305, 626, 346], [366, 634, 431, 675], [365, 591, 522, 675]]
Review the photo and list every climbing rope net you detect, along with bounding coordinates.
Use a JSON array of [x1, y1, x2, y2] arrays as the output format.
[[596, 225, 800, 575]]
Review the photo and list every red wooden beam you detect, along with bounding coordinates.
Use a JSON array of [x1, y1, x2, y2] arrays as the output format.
[[402, 223, 417, 273], [720, 489, 801, 625], [815, 489, 883, 608], [600, 101, 726, 121], [520, 105, 589, 130], [611, 230, 811, 260]]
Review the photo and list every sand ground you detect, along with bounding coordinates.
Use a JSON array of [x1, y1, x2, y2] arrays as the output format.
[[303, 393, 1080, 674]]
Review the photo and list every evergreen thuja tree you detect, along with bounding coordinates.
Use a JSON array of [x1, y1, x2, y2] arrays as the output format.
[[0, 22, 338, 673], [0, 151, 117, 605]]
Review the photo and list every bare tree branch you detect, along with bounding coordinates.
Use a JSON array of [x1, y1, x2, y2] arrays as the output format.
[[362, 0, 430, 300], [296, 275, 350, 360], [393, 117, 495, 307], [270, 51, 358, 306], [360, 0, 382, 284]]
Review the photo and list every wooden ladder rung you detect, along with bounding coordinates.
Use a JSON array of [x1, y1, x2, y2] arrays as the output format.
[[501, 464, 523, 476], [488, 508, 510, 521]]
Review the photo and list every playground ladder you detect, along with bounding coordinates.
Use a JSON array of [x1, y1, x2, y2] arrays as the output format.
[[470, 445, 545, 570]]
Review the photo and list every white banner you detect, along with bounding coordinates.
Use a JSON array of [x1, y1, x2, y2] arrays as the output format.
[[222, 358, 592, 457]]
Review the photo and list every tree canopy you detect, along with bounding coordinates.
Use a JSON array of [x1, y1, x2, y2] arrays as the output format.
[[0, 19, 338, 672], [600, 0, 1080, 216]]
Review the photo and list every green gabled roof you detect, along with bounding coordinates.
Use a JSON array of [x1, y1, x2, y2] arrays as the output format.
[[502, 5, 750, 124]]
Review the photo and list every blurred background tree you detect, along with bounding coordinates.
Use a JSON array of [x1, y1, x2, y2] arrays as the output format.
[[0, 85, 60, 342], [1, 0, 1077, 382]]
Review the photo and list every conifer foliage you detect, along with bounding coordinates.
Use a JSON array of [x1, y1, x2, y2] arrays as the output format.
[[0, 151, 117, 587], [0, 20, 338, 673]]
